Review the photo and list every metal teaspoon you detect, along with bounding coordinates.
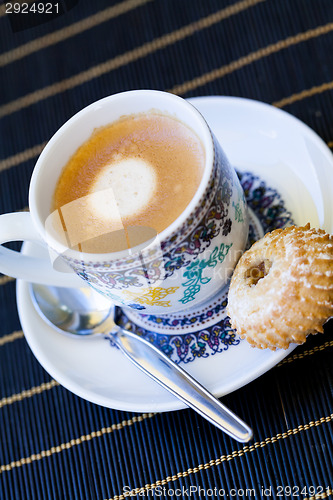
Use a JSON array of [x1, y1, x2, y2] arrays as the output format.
[[30, 283, 253, 442]]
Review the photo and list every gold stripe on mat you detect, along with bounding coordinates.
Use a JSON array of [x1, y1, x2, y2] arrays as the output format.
[[0, 330, 24, 346], [1, 51, 333, 174], [278, 339, 333, 366], [0, 3, 7, 17], [0, 0, 35, 18], [304, 488, 333, 500], [0, 380, 59, 408], [0, 0, 265, 118], [108, 413, 333, 500], [273, 81, 333, 108], [0, 0, 154, 67], [0, 142, 46, 173], [0, 275, 15, 286], [169, 23, 333, 95], [0, 412, 156, 474]]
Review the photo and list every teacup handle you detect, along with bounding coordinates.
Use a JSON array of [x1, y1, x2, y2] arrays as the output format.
[[0, 212, 83, 287]]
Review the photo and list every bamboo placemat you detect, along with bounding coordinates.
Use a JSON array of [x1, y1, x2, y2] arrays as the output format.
[[1, 1, 333, 498]]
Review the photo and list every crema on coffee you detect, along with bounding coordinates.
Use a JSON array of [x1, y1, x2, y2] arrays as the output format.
[[51, 112, 205, 253]]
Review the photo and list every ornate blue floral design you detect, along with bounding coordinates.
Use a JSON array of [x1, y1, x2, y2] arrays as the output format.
[[179, 243, 233, 305], [238, 171, 293, 231], [116, 312, 240, 364], [162, 173, 235, 280], [112, 171, 294, 364]]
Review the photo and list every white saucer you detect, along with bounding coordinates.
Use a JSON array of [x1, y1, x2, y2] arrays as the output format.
[[17, 96, 333, 412]]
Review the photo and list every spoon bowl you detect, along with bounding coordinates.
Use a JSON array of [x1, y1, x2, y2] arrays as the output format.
[[31, 284, 115, 336]]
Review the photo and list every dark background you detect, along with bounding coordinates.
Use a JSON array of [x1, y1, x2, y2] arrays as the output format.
[[0, 1, 333, 498]]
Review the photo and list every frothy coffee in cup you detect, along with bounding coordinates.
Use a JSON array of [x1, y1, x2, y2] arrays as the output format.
[[51, 111, 205, 253]]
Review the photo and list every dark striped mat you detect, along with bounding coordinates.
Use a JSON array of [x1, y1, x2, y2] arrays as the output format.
[[1, 1, 333, 498]]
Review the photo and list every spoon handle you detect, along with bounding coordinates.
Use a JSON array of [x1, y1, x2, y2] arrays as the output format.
[[109, 327, 253, 443]]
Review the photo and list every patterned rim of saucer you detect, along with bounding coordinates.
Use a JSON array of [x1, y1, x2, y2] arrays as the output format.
[[115, 171, 294, 364]]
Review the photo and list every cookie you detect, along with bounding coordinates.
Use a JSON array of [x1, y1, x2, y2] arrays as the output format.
[[227, 224, 333, 349]]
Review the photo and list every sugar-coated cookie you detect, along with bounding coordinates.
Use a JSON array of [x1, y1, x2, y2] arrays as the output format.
[[227, 224, 333, 350]]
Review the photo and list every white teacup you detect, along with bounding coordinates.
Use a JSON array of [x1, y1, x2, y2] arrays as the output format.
[[0, 90, 248, 315]]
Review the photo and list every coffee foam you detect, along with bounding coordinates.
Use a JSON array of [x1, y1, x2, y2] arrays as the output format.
[[90, 157, 157, 219], [52, 111, 205, 253]]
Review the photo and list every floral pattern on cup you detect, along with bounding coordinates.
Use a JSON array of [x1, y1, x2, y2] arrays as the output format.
[[115, 171, 294, 364], [123, 286, 180, 308], [179, 242, 233, 305]]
